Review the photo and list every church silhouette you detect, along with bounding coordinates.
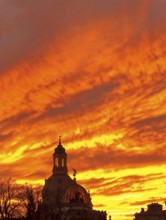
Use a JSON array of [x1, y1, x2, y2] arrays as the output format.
[[39, 137, 107, 220]]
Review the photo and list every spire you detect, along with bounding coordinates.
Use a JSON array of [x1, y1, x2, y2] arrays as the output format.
[[59, 135, 61, 145]]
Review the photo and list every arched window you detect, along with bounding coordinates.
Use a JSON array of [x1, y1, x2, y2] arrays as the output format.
[[62, 158, 64, 167], [55, 157, 58, 166]]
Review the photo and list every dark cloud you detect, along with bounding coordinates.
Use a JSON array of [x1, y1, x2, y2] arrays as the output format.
[[79, 177, 113, 190], [132, 114, 166, 128], [68, 146, 166, 172], [0, 0, 166, 73], [0, 1, 166, 219], [130, 198, 165, 207], [0, 111, 35, 126], [94, 203, 107, 208], [80, 173, 166, 197], [29, 80, 118, 124], [0, 132, 14, 142], [0, 0, 122, 73], [92, 174, 162, 197]]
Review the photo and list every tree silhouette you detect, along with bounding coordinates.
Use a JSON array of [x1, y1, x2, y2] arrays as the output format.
[[0, 177, 23, 219], [21, 184, 42, 220]]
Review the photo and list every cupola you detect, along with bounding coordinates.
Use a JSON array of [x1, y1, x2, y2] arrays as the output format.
[[53, 136, 68, 175]]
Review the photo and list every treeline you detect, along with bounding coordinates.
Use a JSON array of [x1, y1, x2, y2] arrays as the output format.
[[0, 177, 42, 219]]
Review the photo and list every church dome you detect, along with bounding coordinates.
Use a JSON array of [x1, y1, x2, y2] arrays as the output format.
[[62, 180, 92, 209]]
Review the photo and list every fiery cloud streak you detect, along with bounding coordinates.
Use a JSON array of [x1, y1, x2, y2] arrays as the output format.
[[0, 0, 166, 219]]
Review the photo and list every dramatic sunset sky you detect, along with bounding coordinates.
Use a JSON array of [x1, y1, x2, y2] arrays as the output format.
[[0, 0, 166, 219]]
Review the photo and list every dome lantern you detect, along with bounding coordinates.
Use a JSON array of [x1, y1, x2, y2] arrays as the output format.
[[53, 136, 68, 175]]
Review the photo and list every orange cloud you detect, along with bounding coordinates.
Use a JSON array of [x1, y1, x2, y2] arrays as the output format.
[[0, 0, 166, 219]]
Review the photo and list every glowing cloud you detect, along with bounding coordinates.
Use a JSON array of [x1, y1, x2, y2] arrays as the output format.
[[0, 0, 166, 219]]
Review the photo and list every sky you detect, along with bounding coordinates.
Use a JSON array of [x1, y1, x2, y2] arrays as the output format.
[[0, 0, 166, 219]]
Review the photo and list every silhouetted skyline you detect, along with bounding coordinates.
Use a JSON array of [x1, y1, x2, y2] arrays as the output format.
[[0, 1, 166, 220]]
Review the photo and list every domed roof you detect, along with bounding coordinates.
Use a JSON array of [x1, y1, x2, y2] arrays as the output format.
[[54, 136, 66, 154], [55, 143, 66, 154], [62, 180, 92, 209]]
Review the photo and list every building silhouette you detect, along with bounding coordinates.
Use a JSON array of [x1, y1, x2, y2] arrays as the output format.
[[134, 203, 166, 220], [39, 137, 107, 220]]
